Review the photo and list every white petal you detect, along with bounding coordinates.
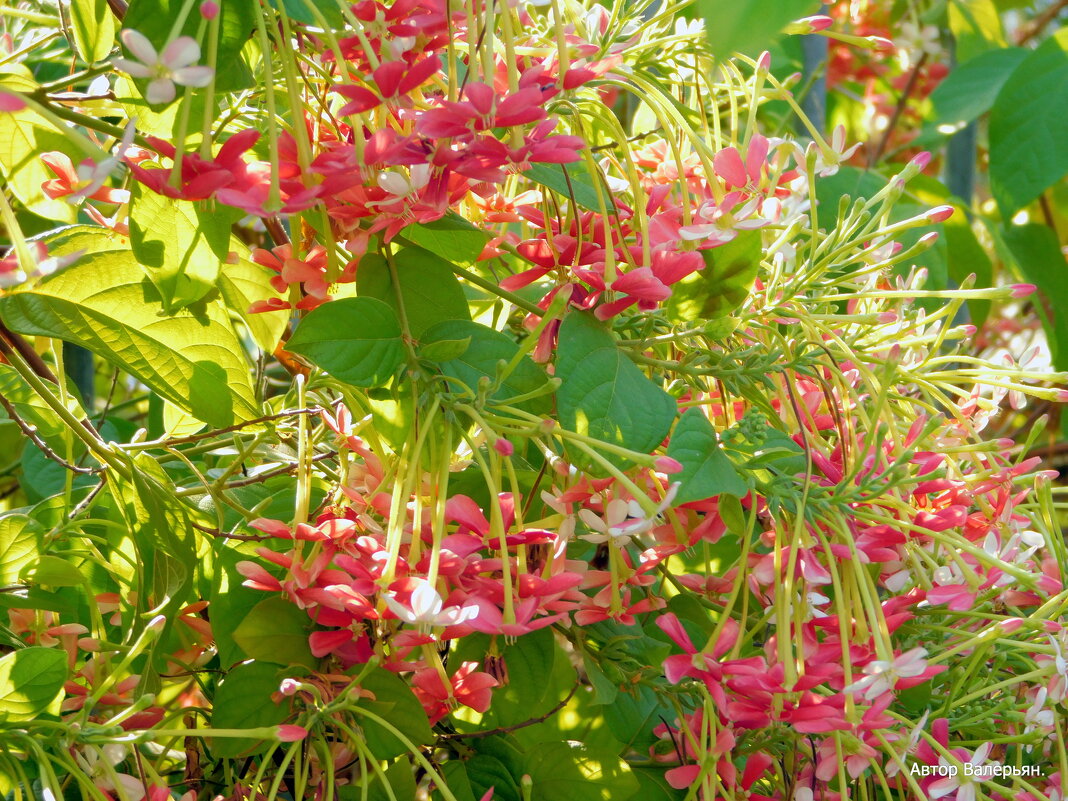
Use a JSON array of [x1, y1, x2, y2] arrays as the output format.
[[410, 581, 442, 620], [383, 593, 417, 624], [120, 29, 159, 65], [145, 78, 176, 104], [172, 65, 215, 87], [162, 36, 202, 69], [113, 58, 154, 78]]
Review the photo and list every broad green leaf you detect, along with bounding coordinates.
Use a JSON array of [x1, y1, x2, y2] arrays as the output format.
[[419, 337, 472, 362], [358, 247, 471, 338], [211, 661, 289, 758], [123, 0, 254, 94], [266, 0, 346, 25], [22, 555, 85, 588], [1002, 223, 1068, 370], [211, 547, 277, 668], [0, 107, 78, 223], [365, 759, 419, 801], [0, 251, 259, 428], [287, 297, 405, 387], [526, 163, 602, 211], [422, 321, 552, 415], [665, 231, 762, 321], [0, 514, 42, 585], [926, 48, 1027, 134], [19, 445, 97, 504], [401, 213, 489, 267], [44, 224, 132, 257], [130, 184, 236, 310], [948, 0, 1006, 62], [0, 363, 84, 451], [438, 763, 480, 801], [356, 668, 434, 759], [943, 210, 993, 326], [462, 755, 521, 801], [525, 742, 638, 801], [628, 768, 686, 801], [698, 0, 819, 58], [70, 0, 116, 63], [233, 597, 316, 669], [556, 313, 676, 469], [0, 647, 67, 721], [218, 241, 290, 352], [666, 409, 747, 504], [989, 29, 1068, 216]]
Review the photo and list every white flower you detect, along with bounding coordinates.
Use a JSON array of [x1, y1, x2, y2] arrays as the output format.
[[844, 647, 929, 701], [114, 29, 214, 104], [929, 743, 994, 801], [384, 579, 478, 627]]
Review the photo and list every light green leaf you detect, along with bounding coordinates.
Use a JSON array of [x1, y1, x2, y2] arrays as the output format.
[[130, 184, 236, 310], [70, 0, 116, 64], [0, 363, 84, 452], [44, 224, 132, 257], [218, 241, 290, 352], [401, 213, 489, 267], [525, 163, 603, 211], [525, 742, 638, 801], [0, 515, 42, 586], [666, 409, 747, 504], [948, 0, 1005, 63], [286, 297, 405, 387], [233, 597, 316, 668], [0, 107, 77, 224], [358, 247, 471, 338], [211, 661, 289, 758], [989, 29, 1068, 216], [697, 0, 820, 58], [926, 48, 1027, 134], [422, 321, 552, 414], [664, 231, 762, 321], [0, 647, 67, 721], [22, 555, 85, 588], [0, 251, 259, 428], [556, 313, 676, 469]]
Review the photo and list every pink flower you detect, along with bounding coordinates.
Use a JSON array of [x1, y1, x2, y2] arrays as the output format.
[[843, 647, 937, 701], [115, 30, 214, 104], [384, 578, 478, 627]]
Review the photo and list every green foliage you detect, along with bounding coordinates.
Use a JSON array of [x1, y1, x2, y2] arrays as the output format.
[[0, 647, 67, 722], [402, 214, 490, 267], [357, 247, 471, 338], [69, 0, 116, 64], [355, 668, 435, 760], [211, 661, 290, 758], [666, 408, 747, 504], [665, 231, 762, 321], [0, 108, 78, 224], [129, 184, 237, 310], [524, 742, 638, 801], [0, 515, 43, 585], [926, 47, 1026, 135], [556, 313, 676, 469], [233, 597, 316, 668], [697, 0, 819, 57], [989, 29, 1068, 216], [286, 297, 406, 387], [1003, 223, 1068, 370], [525, 163, 602, 211], [0, 251, 259, 427]]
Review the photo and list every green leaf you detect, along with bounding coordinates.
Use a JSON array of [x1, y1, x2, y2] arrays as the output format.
[[627, 768, 686, 801], [419, 336, 472, 362], [130, 184, 236, 310], [266, 0, 345, 25], [123, 0, 254, 94], [0, 251, 259, 428], [421, 321, 552, 415], [664, 231, 762, 321], [217, 241, 290, 352], [0, 647, 67, 721], [365, 759, 419, 801], [525, 163, 602, 211], [462, 755, 521, 801], [926, 48, 1027, 134], [232, 597, 316, 669], [211, 661, 289, 758], [1002, 223, 1068, 370], [666, 409, 747, 504], [525, 742, 638, 801], [697, 0, 819, 58], [22, 555, 85, 588], [356, 668, 434, 759], [0, 107, 77, 224], [948, 0, 1006, 62], [402, 213, 490, 267], [287, 297, 405, 387], [44, 224, 132, 258], [69, 0, 116, 64], [943, 210, 993, 326], [989, 29, 1068, 217], [0, 363, 84, 452], [0, 515, 42, 586], [358, 247, 471, 338], [556, 313, 676, 468]]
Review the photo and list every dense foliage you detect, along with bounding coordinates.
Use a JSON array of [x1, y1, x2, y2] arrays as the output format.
[[2, 0, 1068, 800]]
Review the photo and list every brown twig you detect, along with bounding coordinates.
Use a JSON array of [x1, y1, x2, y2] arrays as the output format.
[[1016, 0, 1068, 45], [438, 682, 580, 739], [868, 52, 928, 168], [0, 390, 101, 475]]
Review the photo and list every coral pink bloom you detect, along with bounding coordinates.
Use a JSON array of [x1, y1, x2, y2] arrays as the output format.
[[417, 82, 547, 138], [412, 662, 498, 724], [336, 54, 441, 114], [41, 152, 130, 204]]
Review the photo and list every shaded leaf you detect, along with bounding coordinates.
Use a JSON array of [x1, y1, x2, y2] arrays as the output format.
[[233, 597, 316, 668], [926, 48, 1026, 134], [211, 661, 289, 758], [666, 409, 747, 504], [1002, 223, 1068, 370], [525, 742, 638, 801]]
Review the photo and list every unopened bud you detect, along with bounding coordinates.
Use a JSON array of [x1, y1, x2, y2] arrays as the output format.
[[925, 205, 954, 223], [276, 724, 308, 742], [494, 438, 515, 457], [200, 1, 219, 19], [279, 679, 302, 697], [654, 455, 684, 474], [1010, 283, 1036, 298]]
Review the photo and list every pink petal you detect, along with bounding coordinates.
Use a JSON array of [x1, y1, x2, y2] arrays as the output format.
[[162, 36, 202, 70], [713, 146, 747, 188], [172, 66, 214, 88], [146, 79, 177, 105], [121, 29, 159, 64]]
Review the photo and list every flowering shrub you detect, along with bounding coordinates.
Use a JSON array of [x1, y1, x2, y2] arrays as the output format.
[[1, 1, 1068, 800]]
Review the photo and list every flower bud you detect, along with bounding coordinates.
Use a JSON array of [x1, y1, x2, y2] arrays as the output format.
[[1010, 283, 1036, 298], [493, 438, 515, 456], [276, 724, 308, 742], [925, 205, 954, 223], [200, 1, 219, 19], [654, 455, 683, 474]]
